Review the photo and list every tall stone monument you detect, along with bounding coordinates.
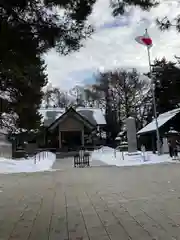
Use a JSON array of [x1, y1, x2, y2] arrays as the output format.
[[162, 137, 169, 154], [126, 117, 137, 153]]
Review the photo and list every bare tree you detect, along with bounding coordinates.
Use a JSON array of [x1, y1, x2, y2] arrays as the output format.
[[43, 85, 71, 108], [43, 84, 54, 107], [111, 69, 150, 125], [86, 69, 152, 140], [51, 88, 69, 108]]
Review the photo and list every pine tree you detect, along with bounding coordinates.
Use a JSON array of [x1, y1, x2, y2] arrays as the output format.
[[152, 58, 180, 114], [110, 0, 157, 16], [156, 16, 180, 33], [0, 57, 47, 131]]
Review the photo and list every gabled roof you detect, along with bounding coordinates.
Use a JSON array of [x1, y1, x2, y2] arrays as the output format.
[[137, 108, 180, 135], [48, 107, 95, 131], [39, 107, 106, 127]]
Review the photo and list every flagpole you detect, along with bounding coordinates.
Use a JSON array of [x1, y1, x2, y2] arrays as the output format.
[[145, 29, 161, 155]]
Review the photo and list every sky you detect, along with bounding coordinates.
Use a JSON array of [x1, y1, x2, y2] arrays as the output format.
[[44, 0, 180, 90]]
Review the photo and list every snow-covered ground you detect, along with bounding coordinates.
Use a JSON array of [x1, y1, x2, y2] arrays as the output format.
[[0, 147, 174, 174], [0, 152, 56, 174], [91, 146, 173, 167]]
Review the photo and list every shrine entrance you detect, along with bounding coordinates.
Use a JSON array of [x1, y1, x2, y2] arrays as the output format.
[[61, 131, 82, 150]]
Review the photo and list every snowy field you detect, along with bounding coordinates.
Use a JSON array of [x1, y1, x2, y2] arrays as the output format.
[[0, 152, 56, 174], [91, 146, 173, 167]]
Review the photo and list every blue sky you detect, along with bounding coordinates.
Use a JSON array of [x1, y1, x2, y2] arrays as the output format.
[[99, 18, 130, 30], [69, 69, 96, 85], [45, 0, 180, 90]]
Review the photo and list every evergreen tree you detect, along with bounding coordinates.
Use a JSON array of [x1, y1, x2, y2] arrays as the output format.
[[156, 16, 180, 33], [110, 0, 157, 16], [152, 58, 180, 114], [0, 57, 47, 131]]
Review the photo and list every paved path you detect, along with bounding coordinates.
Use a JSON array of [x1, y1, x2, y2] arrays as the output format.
[[1, 163, 180, 239]]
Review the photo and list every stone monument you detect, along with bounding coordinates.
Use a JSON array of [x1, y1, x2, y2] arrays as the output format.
[[126, 116, 137, 153], [162, 137, 169, 154], [0, 128, 12, 158]]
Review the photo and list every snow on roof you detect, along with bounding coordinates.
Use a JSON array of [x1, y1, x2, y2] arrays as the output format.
[[115, 136, 121, 140], [77, 107, 106, 125], [39, 108, 64, 120], [168, 129, 179, 134], [137, 108, 180, 135], [39, 107, 106, 126]]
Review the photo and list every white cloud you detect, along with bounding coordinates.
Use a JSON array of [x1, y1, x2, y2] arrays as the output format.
[[44, 0, 180, 90]]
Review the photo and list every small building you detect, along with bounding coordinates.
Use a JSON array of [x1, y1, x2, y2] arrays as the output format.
[[137, 108, 180, 150], [39, 106, 106, 151]]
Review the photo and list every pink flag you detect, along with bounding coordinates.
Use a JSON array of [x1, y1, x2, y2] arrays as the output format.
[[135, 30, 152, 48]]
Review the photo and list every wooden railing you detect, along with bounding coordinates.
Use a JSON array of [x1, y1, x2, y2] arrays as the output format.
[[33, 150, 50, 164]]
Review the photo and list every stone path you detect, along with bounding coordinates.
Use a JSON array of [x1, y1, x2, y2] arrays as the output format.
[[1, 163, 180, 239]]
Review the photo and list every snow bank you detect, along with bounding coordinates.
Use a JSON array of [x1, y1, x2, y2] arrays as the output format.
[[0, 151, 56, 174], [91, 146, 172, 167]]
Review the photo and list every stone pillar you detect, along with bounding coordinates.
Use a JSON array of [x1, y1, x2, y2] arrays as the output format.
[[163, 137, 169, 154], [59, 131, 62, 149], [126, 117, 137, 153], [81, 129, 84, 146]]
